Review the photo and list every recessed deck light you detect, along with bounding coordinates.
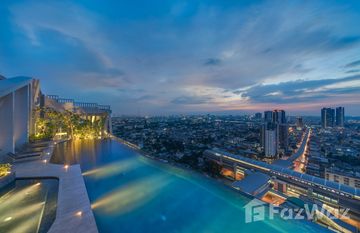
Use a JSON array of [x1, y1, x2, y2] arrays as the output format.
[[76, 211, 83, 217]]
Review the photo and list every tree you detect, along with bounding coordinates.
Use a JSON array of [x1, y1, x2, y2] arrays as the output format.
[[30, 107, 107, 141]]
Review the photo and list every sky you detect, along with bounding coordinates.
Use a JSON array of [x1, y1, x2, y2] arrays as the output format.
[[0, 0, 360, 116]]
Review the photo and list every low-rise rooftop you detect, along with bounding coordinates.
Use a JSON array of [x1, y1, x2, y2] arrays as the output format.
[[232, 171, 270, 195]]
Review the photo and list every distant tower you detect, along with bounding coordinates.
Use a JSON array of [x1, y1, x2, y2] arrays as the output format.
[[321, 108, 335, 128], [336, 107, 345, 127], [273, 110, 288, 153], [321, 108, 326, 128], [262, 111, 273, 147], [278, 123, 288, 153], [296, 117, 304, 129], [264, 123, 278, 158], [273, 110, 286, 124], [264, 111, 273, 122], [261, 109, 288, 157]]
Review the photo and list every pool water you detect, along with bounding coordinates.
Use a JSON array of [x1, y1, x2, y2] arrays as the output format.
[[52, 139, 330, 233], [0, 178, 58, 233]]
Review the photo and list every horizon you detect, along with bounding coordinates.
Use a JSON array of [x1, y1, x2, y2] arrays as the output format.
[[1, 0, 360, 115], [109, 111, 360, 118]]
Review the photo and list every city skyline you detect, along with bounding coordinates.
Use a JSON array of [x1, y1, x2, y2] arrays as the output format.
[[1, 1, 360, 231], [1, 0, 360, 115]]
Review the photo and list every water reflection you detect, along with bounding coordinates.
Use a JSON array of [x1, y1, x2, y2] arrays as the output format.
[[83, 158, 141, 179], [91, 174, 173, 214], [52, 139, 112, 165]]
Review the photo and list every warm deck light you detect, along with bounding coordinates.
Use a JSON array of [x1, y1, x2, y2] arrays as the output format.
[[76, 211, 83, 217], [43, 159, 47, 163], [64, 165, 69, 169]]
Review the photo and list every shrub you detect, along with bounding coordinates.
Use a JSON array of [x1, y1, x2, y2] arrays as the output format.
[[0, 163, 11, 177]]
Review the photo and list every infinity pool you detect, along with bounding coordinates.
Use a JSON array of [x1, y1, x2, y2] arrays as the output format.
[[52, 139, 330, 233]]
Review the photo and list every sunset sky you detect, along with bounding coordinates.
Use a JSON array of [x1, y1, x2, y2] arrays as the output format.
[[1, 0, 360, 115]]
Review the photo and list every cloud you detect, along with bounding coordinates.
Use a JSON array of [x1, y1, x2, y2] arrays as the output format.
[[5, 2, 128, 91], [10, 1, 111, 66], [261, 31, 360, 55], [171, 95, 213, 105], [204, 58, 221, 66], [1, 0, 360, 114], [238, 75, 360, 104], [292, 64, 313, 74], [345, 59, 360, 68], [345, 69, 360, 74], [135, 95, 157, 102]]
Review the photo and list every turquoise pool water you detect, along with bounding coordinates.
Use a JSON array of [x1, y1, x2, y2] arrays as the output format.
[[52, 139, 330, 233]]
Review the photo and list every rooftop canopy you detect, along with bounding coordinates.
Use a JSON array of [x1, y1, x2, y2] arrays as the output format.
[[0, 76, 32, 98]]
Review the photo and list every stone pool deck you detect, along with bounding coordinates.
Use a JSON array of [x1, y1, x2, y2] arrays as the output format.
[[13, 146, 98, 233]]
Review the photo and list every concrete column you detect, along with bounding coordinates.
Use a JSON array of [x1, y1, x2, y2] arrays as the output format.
[[14, 85, 30, 149], [0, 92, 14, 156]]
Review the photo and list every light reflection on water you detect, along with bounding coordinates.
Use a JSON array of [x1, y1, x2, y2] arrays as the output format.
[[83, 158, 141, 179], [52, 139, 330, 233], [0, 179, 58, 233], [91, 173, 173, 214]]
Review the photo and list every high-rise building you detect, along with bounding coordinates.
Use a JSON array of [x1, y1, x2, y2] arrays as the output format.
[[336, 107, 345, 127], [262, 109, 288, 157], [278, 124, 288, 152], [264, 123, 277, 157], [262, 111, 273, 148], [272, 110, 288, 153], [296, 117, 304, 129], [273, 110, 286, 124], [329, 108, 335, 127], [264, 111, 273, 122], [321, 108, 335, 128]]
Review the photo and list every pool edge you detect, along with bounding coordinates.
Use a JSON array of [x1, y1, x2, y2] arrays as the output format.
[[13, 161, 99, 233]]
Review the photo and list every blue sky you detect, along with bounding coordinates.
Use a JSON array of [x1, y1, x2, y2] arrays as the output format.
[[0, 0, 360, 115]]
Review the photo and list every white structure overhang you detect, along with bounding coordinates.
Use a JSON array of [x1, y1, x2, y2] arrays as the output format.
[[0, 76, 32, 98], [0, 76, 34, 159]]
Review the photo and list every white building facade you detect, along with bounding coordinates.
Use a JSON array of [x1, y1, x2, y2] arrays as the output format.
[[0, 76, 39, 160]]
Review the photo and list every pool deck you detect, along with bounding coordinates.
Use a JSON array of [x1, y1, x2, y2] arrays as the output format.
[[13, 145, 98, 233]]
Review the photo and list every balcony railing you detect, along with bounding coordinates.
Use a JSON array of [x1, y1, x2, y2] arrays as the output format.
[[46, 95, 111, 114]]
